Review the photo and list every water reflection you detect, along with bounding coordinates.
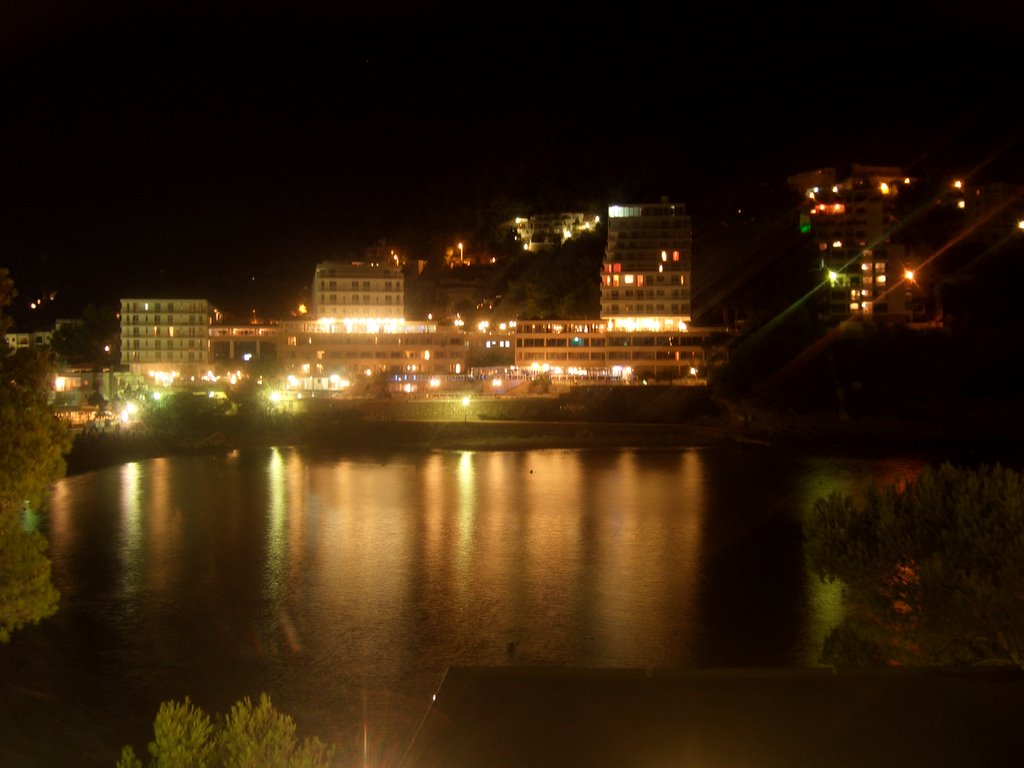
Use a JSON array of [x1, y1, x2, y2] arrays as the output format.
[[7, 445, 935, 766]]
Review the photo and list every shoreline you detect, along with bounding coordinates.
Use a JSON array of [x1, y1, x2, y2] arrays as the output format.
[[61, 408, 1024, 476]]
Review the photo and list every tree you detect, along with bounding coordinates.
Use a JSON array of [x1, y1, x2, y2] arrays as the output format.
[[117, 693, 335, 768], [0, 268, 70, 642], [804, 463, 1024, 669], [49, 303, 119, 366]]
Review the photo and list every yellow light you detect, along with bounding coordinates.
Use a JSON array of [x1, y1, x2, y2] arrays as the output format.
[[491, 378, 502, 387], [904, 269, 915, 282], [54, 376, 66, 391], [832, 240, 843, 248], [953, 179, 963, 189], [904, 177, 911, 185], [1018, 220, 1024, 230], [297, 303, 307, 314], [461, 396, 470, 407], [957, 200, 966, 209], [832, 185, 839, 193], [828, 270, 838, 284], [879, 182, 890, 195]]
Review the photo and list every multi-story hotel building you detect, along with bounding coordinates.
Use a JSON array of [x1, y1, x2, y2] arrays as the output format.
[[789, 165, 926, 323], [512, 199, 728, 383], [277, 318, 468, 390], [514, 319, 724, 383], [311, 260, 404, 320], [119, 298, 211, 382], [601, 199, 692, 324]]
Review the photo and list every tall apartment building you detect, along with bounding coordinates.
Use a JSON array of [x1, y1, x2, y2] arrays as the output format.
[[601, 199, 692, 325], [789, 165, 926, 323], [311, 261, 404, 320], [119, 298, 211, 380]]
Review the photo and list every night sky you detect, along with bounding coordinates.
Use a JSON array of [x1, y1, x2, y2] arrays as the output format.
[[2, 3, 1021, 321]]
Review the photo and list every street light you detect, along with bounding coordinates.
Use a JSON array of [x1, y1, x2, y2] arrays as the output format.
[[461, 395, 470, 422], [458, 242, 464, 264]]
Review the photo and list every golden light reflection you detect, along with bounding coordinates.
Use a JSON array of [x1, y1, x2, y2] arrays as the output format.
[[147, 458, 176, 594], [119, 462, 143, 599], [265, 448, 286, 603], [456, 451, 476, 586]]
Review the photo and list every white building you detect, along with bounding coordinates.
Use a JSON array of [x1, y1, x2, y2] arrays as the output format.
[[311, 261, 404, 320], [119, 298, 211, 382]]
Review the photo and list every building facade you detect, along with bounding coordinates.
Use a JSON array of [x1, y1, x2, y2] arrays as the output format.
[[277, 318, 469, 389], [790, 165, 926, 323], [513, 320, 727, 383], [119, 298, 211, 381], [311, 261, 404, 320], [601, 200, 692, 324]]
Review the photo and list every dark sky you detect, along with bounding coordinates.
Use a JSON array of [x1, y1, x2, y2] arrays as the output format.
[[2, 3, 1021, 320]]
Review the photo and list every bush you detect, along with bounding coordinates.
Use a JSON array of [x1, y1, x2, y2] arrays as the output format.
[[804, 463, 1024, 668]]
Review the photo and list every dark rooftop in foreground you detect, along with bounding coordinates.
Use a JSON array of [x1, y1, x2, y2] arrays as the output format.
[[403, 666, 1024, 767]]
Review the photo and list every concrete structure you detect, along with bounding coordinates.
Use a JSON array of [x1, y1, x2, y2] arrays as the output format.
[[405, 666, 1024, 768], [210, 323, 278, 365], [789, 165, 927, 323], [513, 320, 727, 383], [119, 298, 211, 382], [311, 260, 404, 320], [277, 318, 469, 392], [508, 199, 727, 383], [601, 199, 692, 323]]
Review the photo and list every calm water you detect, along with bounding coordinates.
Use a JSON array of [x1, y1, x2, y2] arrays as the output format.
[[0, 445, 930, 766]]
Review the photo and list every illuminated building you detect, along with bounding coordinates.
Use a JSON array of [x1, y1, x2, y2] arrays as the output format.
[[513, 212, 602, 252], [311, 260, 404, 320], [511, 200, 729, 383], [602, 199, 692, 324], [789, 165, 926, 323], [277, 318, 469, 391], [119, 298, 211, 381], [513, 320, 727, 384]]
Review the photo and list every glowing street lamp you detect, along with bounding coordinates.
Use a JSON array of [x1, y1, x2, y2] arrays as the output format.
[[461, 395, 470, 422], [458, 242, 464, 264]]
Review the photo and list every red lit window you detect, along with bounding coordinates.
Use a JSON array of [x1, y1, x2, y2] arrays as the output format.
[[672, 251, 680, 262]]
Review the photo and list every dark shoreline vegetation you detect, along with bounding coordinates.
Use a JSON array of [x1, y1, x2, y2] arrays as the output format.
[[63, 386, 1024, 476]]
